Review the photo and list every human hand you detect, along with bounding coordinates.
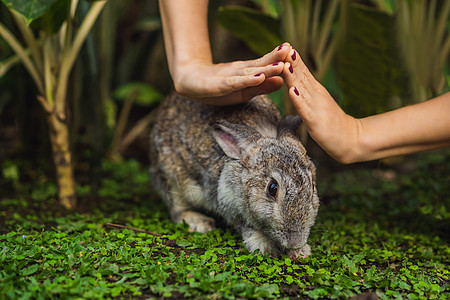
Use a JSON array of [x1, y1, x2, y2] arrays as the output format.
[[172, 43, 291, 105], [283, 47, 361, 163], [283, 47, 450, 164]]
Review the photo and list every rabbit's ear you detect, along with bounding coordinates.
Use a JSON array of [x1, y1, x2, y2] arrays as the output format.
[[277, 115, 302, 139], [213, 121, 257, 160]]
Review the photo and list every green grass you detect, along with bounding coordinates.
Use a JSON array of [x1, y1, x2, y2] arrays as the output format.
[[0, 152, 449, 299]]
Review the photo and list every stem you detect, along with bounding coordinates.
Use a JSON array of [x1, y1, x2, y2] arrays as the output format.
[[59, 0, 78, 48], [426, 0, 436, 42], [434, 0, 450, 64], [297, 0, 310, 56], [316, 0, 348, 81], [0, 52, 23, 77], [70, 0, 80, 18], [316, 34, 337, 81], [0, 22, 44, 94], [46, 111, 77, 209], [311, 0, 322, 52], [10, 10, 43, 74], [282, 0, 295, 46], [110, 90, 138, 159], [36, 95, 53, 114], [55, 0, 76, 117], [43, 36, 55, 107], [316, 0, 339, 61], [120, 110, 157, 153], [105, 223, 163, 237], [55, 1, 106, 116]]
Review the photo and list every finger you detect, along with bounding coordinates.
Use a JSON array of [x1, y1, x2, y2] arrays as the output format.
[[194, 73, 267, 103], [223, 73, 267, 94], [231, 42, 291, 72], [288, 85, 314, 122], [240, 76, 284, 100], [285, 47, 303, 72], [210, 61, 285, 98], [192, 72, 266, 98], [283, 61, 317, 97], [283, 62, 298, 88], [238, 61, 285, 78], [252, 42, 292, 66], [284, 48, 319, 90], [197, 77, 284, 105]]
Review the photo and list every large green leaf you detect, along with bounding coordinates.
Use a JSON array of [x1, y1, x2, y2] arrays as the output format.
[[250, 0, 281, 18], [1, 0, 61, 24], [30, 0, 70, 33], [216, 6, 283, 56], [336, 4, 411, 117]]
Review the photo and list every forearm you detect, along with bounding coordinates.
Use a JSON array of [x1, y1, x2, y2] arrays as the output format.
[[158, 0, 212, 77], [355, 92, 450, 162]]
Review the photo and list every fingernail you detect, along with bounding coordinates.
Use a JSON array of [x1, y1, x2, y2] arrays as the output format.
[[289, 64, 293, 73], [277, 43, 284, 51], [254, 73, 262, 77], [291, 51, 296, 61], [294, 87, 299, 96], [272, 62, 279, 66]]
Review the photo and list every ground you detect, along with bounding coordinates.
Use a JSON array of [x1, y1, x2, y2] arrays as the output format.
[[0, 151, 449, 299]]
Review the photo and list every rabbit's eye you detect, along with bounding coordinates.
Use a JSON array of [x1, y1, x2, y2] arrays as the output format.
[[267, 179, 279, 200]]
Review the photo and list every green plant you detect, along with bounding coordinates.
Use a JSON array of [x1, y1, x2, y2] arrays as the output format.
[[1, 151, 449, 299], [280, 0, 348, 82], [109, 82, 163, 160], [216, 6, 283, 56], [336, 4, 411, 117], [0, 0, 106, 209], [396, 0, 450, 101]]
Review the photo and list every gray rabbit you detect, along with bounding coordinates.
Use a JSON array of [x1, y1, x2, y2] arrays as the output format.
[[149, 93, 319, 259]]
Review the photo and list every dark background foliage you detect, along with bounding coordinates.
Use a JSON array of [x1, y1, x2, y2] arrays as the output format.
[[1, 0, 448, 166]]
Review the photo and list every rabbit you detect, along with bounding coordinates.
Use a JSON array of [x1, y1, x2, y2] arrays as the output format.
[[149, 92, 320, 259]]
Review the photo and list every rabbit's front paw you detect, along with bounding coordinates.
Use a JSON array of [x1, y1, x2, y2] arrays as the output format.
[[242, 229, 276, 255], [179, 211, 216, 233]]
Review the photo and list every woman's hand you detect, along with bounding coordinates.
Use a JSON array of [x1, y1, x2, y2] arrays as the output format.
[[172, 44, 291, 105], [159, 0, 290, 105], [283, 47, 450, 163]]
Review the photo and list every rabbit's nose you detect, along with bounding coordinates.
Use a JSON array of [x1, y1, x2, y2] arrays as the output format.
[[285, 234, 306, 250]]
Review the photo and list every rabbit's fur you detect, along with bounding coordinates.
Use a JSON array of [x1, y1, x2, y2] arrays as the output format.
[[149, 93, 319, 259]]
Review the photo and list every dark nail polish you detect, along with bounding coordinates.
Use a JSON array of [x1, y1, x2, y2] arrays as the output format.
[[255, 73, 262, 77], [277, 43, 284, 51], [272, 62, 279, 66], [294, 87, 299, 96], [289, 64, 293, 73], [291, 51, 296, 61]]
